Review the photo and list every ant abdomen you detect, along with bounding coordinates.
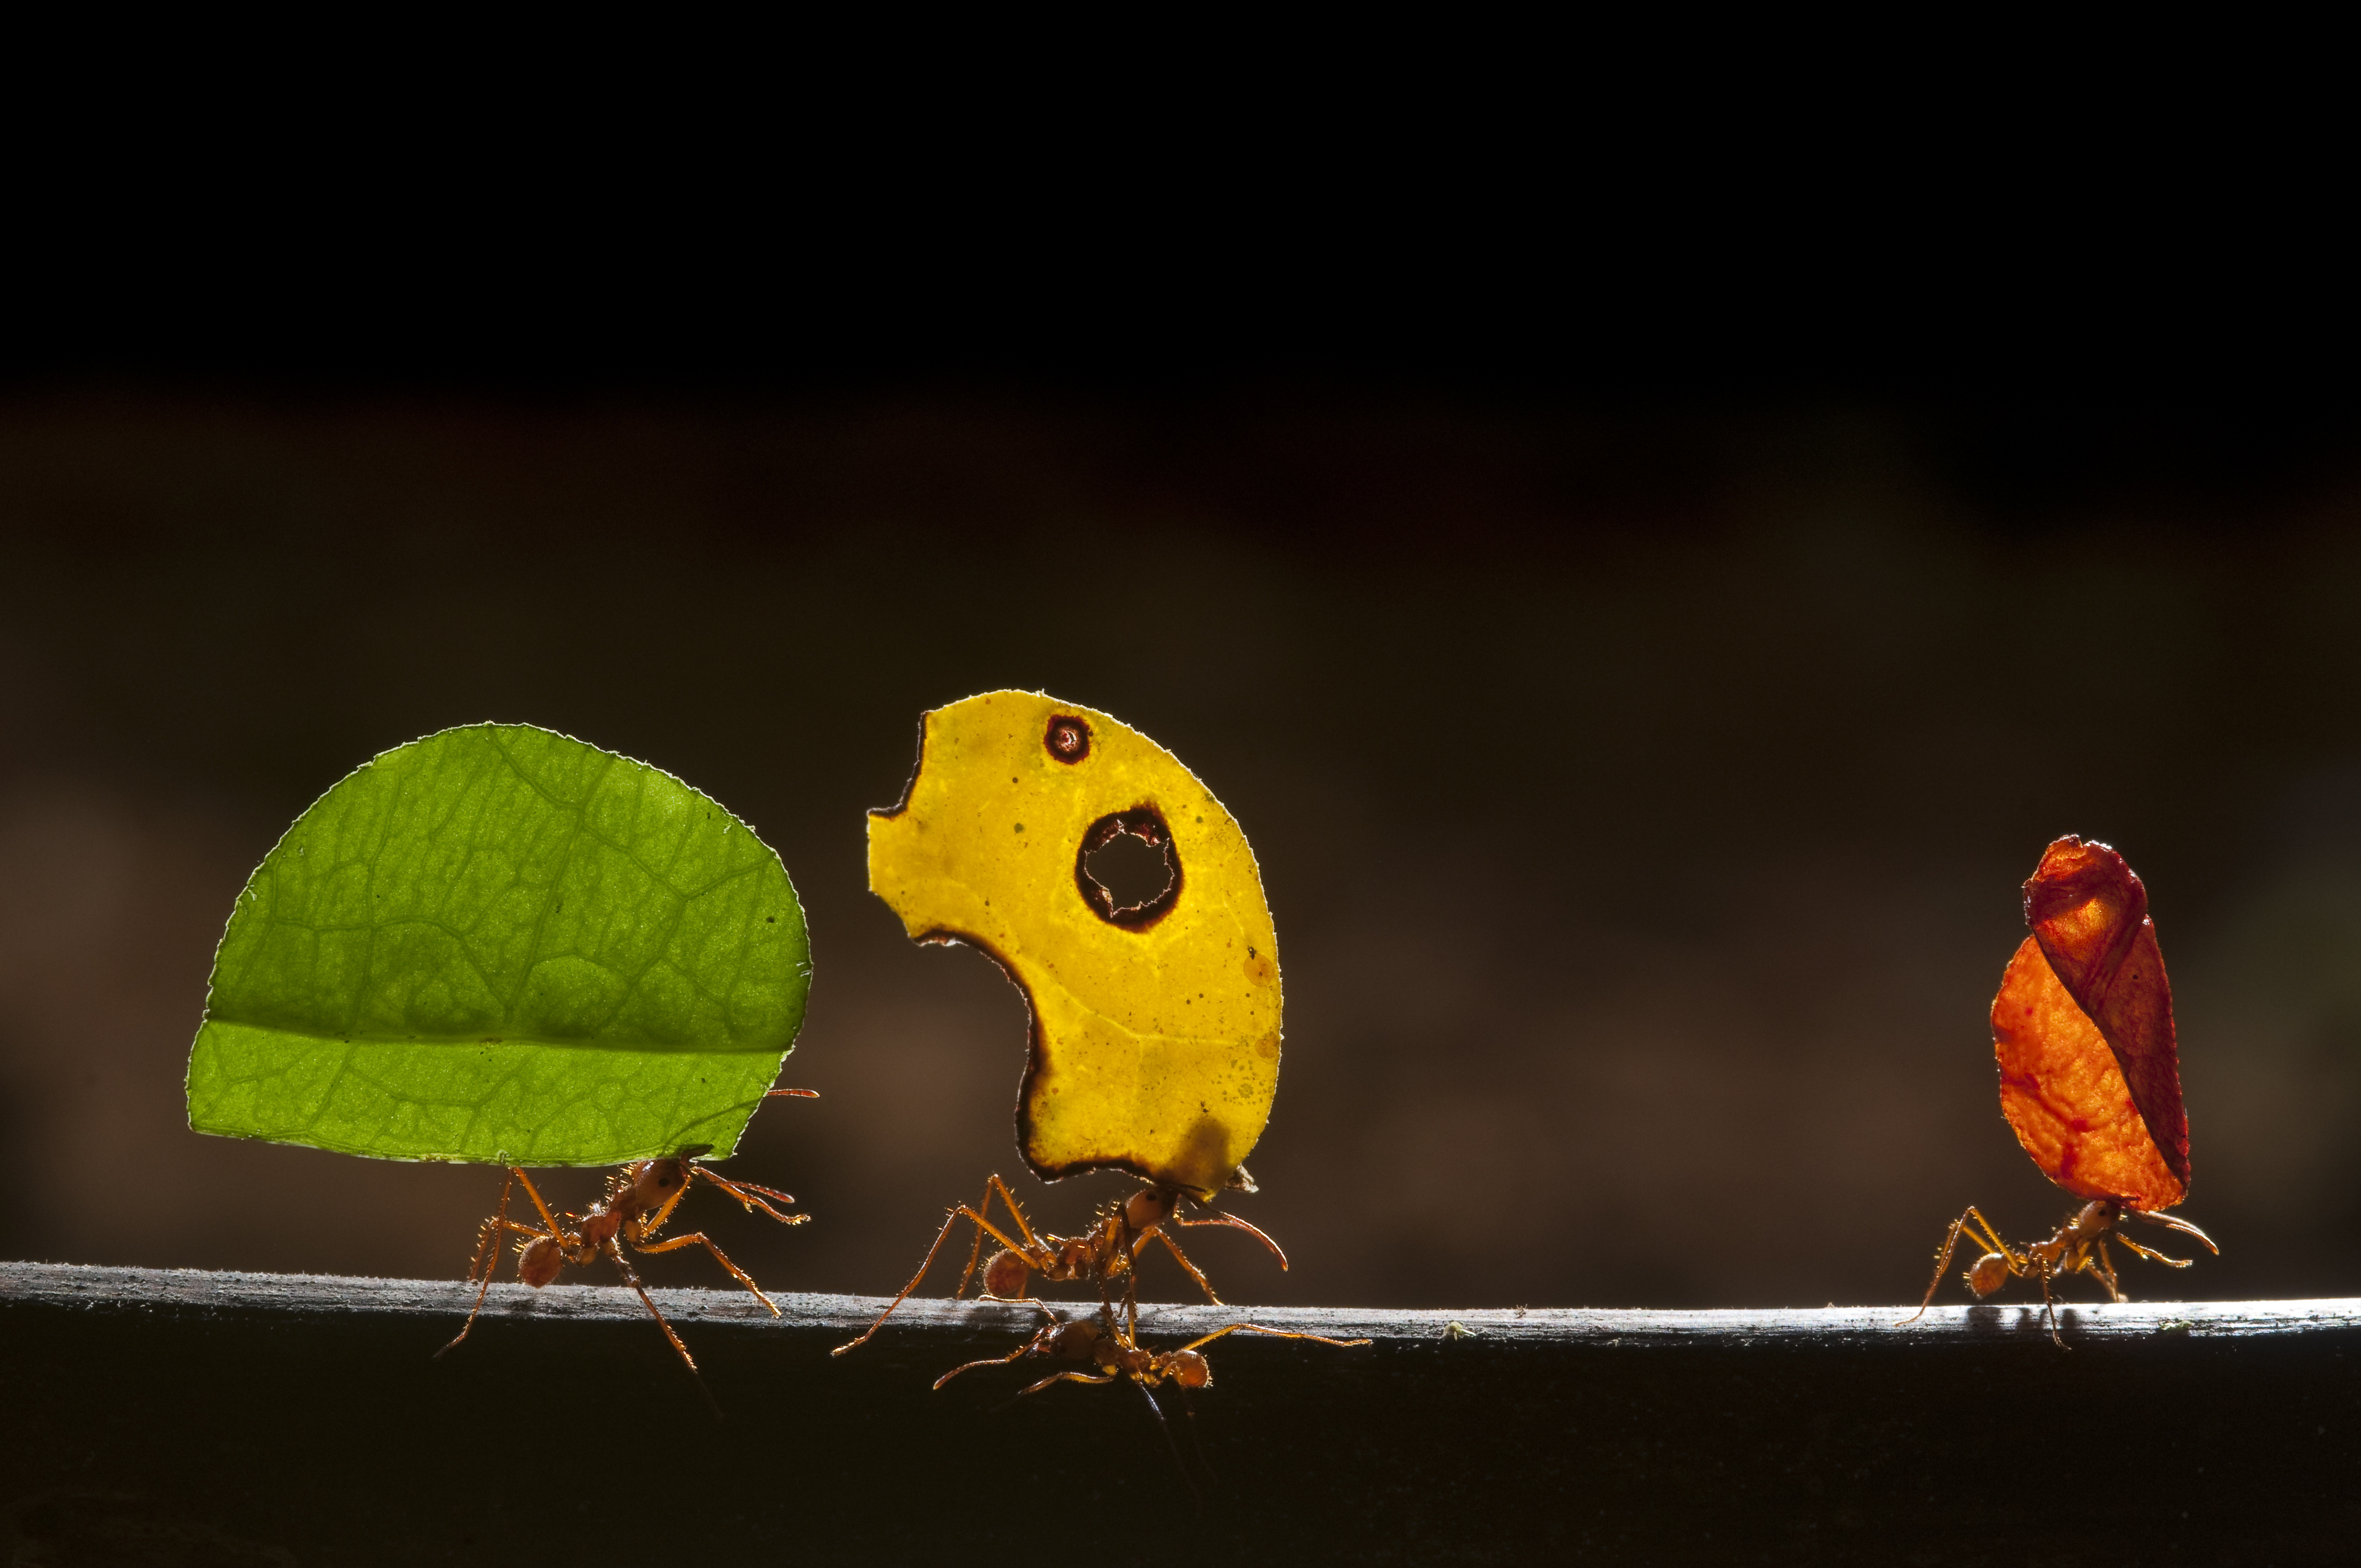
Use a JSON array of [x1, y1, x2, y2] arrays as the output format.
[[982, 1250, 1031, 1298], [1966, 1252, 2011, 1296], [518, 1235, 565, 1288]]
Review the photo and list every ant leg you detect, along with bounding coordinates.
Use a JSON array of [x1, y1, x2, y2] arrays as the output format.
[[933, 1344, 1040, 1391], [1141, 1229, 1225, 1306], [932, 1312, 1063, 1391], [953, 1177, 999, 1300], [2114, 1232, 2195, 1269], [960, 1175, 1049, 1299], [982, 1175, 1045, 1250], [1105, 1265, 1141, 1343], [2129, 1209, 2221, 1255], [1174, 1211, 1291, 1271], [1173, 1323, 1374, 1355], [1903, 1211, 1974, 1325], [2090, 1240, 2126, 1303], [633, 1231, 780, 1316], [833, 1202, 1034, 1355], [1902, 1206, 2020, 1325], [1018, 1369, 1118, 1395], [605, 1244, 701, 1375], [436, 1169, 520, 1358], [511, 1168, 571, 1237], [946, 1178, 1052, 1303], [2034, 1261, 2066, 1350], [764, 1087, 819, 1099], [1960, 1206, 2019, 1260]]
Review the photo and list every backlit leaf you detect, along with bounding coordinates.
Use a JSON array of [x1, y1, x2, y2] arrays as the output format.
[[868, 692, 1279, 1200], [186, 723, 809, 1165], [1991, 836, 2186, 1210]]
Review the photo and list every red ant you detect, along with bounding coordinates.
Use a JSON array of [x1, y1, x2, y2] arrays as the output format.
[[439, 1091, 818, 1373], [1905, 1199, 2218, 1347], [936, 1303, 1368, 1493], [933, 1303, 1368, 1397], [833, 1174, 1286, 1356]]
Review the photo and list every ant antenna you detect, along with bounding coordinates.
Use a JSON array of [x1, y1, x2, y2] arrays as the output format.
[[1176, 1382, 1218, 1488], [1135, 1378, 1200, 1509], [686, 1363, 725, 1423]]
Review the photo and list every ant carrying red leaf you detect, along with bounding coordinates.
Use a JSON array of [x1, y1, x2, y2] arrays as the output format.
[[1908, 839, 2217, 1345]]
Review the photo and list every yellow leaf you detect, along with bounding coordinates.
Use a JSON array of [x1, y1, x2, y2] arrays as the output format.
[[869, 691, 1281, 1200]]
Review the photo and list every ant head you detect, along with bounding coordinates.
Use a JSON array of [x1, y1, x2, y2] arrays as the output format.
[[1966, 1251, 2011, 1297], [982, 1249, 1031, 1299], [518, 1235, 565, 1288], [2076, 1199, 2119, 1232], [1166, 1349, 1211, 1389], [623, 1159, 689, 1213], [1125, 1186, 1177, 1232]]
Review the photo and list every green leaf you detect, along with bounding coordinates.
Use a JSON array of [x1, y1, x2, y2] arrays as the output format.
[[186, 723, 809, 1165]]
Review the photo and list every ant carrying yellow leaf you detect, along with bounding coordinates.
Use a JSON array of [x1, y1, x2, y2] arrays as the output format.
[[844, 693, 1296, 1354], [834, 1173, 1285, 1354]]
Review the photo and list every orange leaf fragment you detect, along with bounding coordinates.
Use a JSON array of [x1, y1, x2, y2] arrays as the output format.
[[1990, 837, 2189, 1211]]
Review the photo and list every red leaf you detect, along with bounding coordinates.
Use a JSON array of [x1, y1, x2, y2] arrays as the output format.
[[2023, 837, 2190, 1188], [1989, 837, 2189, 1210]]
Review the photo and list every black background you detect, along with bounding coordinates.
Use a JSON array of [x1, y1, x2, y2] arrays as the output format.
[[7, 83, 2360, 1324]]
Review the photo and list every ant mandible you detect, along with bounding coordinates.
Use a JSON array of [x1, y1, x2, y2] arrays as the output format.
[[439, 1102, 814, 1373], [1905, 1199, 2218, 1347], [833, 1174, 1285, 1355]]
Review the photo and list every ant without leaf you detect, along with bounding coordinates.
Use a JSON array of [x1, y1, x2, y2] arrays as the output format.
[[439, 1089, 818, 1373], [933, 1302, 1369, 1398], [1905, 1199, 2218, 1347], [935, 1302, 1369, 1492], [833, 1174, 1286, 1356]]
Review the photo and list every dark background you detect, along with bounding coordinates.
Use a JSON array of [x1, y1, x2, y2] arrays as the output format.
[[6, 84, 2360, 1316], [8, 372, 2361, 1316]]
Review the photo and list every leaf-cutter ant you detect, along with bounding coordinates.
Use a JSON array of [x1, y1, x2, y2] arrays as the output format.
[[833, 1174, 1285, 1356]]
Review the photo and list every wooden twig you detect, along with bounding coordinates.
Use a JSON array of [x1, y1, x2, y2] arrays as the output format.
[[3, 1263, 2355, 1566]]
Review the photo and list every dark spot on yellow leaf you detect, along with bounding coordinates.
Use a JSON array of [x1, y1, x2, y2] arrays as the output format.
[[1045, 714, 1092, 763]]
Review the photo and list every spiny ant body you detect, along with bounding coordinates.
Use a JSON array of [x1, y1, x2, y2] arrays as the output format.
[[439, 1150, 808, 1373], [1906, 1198, 2218, 1346], [930, 1304, 1364, 1498], [933, 1304, 1367, 1397], [834, 1174, 1285, 1355]]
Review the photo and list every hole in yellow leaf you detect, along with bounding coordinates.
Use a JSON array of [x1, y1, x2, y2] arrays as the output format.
[[1076, 808, 1180, 928]]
